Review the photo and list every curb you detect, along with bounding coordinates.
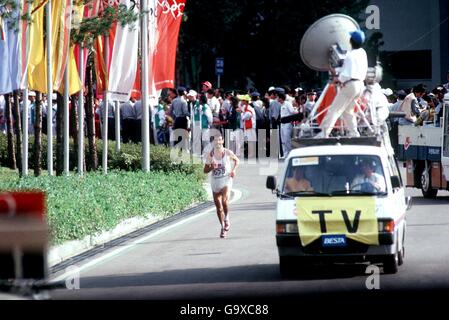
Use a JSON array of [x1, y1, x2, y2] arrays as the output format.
[[48, 183, 214, 268]]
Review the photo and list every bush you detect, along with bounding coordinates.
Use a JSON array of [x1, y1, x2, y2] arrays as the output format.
[[0, 134, 205, 181], [0, 167, 207, 245]]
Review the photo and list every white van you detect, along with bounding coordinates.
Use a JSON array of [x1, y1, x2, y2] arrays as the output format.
[[266, 138, 411, 277]]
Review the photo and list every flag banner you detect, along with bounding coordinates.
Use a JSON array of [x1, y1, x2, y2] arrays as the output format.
[[27, 1, 46, 87], [0, 1, 21, 94], [152, 0, 186, 91], [94, 0, 117, 96], [28, 0, 82, 95], [107, 0, 139, 102]]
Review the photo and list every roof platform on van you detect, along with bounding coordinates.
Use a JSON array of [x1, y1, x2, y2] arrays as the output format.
[[292, 136, 382, 148]]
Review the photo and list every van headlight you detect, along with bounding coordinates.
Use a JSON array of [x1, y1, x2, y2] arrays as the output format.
[[276, 222, 298, 234]]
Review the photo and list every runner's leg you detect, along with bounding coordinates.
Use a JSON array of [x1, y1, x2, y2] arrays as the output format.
[[222, 186, 231, 231]]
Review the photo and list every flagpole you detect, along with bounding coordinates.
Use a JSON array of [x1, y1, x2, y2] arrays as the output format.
[[115, 100, 120, 151], [46, 0, 53, 176], [141, 0, 150, 172], [78, 45, 84, 175], [63, 57, 70, 175], [103, 35, 109, 175], [22, 2, 32, 177]]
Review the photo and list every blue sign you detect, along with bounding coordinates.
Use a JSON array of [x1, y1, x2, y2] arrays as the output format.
[[215, 58, 224, 75], [322, 235, 347, 247]]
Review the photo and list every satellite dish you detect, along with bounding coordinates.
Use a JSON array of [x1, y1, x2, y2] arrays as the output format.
[[300, 14, 360, 72]]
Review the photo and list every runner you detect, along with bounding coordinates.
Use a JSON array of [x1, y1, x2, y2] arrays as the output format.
[[204, 133, 240, 238]]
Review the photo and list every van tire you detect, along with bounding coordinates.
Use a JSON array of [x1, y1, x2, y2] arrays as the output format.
[[398, 246, 404, 266], [421, 165, 438, 198], [279, 256, 297, 278], [383, 252, 399, 274]]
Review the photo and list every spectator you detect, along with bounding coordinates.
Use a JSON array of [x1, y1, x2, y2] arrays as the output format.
[[433, 86, 447, 126], [239, 94, 256, 158], [399, 84, 426, 125], [201, 81, 213, 94], [304, 91, 317, 115], [120, 98, 136, 143], [268, 88, 281, 129], [207, 88, 221, 118], [154, 98, 168, 146], [279, 93, 298, 158], [227, 96, 242, 157], [169, 87, 189, 149], [97, 98, 116, 141]]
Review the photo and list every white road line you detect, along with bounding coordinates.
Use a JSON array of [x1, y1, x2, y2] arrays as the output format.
[[51, 188, 243, 283]]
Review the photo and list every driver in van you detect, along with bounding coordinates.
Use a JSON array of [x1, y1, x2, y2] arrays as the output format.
[[284, 167, 314, 192], [351, 160, 386, 192]]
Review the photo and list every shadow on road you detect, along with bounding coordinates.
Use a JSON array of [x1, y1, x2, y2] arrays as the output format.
[[232, 202, 277, 212], [410, 196, 449, 206], [77, 263, 371, 289]]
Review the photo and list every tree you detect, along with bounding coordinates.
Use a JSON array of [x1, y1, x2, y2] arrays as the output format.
[[177, 0, 371, 91], [33, 91, 43, 176], [12, 90, 22, 176], [4, 94, 16, 170], [85, 63, 98, 171]]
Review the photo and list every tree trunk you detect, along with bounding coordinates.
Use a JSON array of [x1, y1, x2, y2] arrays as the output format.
[[85, 64, 98, 171], [70, 95, 79, 169], [5, 94, 17, 170], [33, 91, 43, 176], [12, 90, 22, 175], [56, 92, 64, 176]]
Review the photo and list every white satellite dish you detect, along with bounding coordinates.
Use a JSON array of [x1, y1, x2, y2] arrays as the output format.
[[300, 14, 360, 71]]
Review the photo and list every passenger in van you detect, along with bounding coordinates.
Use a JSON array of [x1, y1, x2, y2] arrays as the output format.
[[351, 160, 386, 193], [284, 167, 314, 192]]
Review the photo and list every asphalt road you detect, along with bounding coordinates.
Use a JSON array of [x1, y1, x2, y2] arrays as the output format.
[[50, 160, 449, 303]]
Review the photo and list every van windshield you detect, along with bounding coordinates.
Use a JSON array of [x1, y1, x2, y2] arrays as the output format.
[[283, 155, 387, 196]]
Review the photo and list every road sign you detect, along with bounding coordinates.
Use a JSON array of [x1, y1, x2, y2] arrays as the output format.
[[215, 58, 224, 75]]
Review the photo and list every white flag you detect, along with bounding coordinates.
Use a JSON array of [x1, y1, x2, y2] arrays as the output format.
[[108, 0, 139, 102]]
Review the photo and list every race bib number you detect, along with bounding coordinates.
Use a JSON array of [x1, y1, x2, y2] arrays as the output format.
[[213, 167, 226, 177]]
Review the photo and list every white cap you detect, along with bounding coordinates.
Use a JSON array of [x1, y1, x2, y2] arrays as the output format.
[[28, 91, 36, 97], [187, 90, 197, 97], [268, 86, 275, 92], [382, 88, 393, 96]]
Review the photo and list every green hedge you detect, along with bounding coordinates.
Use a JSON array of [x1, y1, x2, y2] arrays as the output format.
[[0, 167, 207, 245], [0, 134, 204, 181]]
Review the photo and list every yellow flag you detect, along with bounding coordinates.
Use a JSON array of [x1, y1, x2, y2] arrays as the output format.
[[296, 197, 379, 246], [27, 1, 46, 89], [28, 0, 82, 95]]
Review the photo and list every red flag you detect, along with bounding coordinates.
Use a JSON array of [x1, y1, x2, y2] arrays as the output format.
[[153, 0, 186, 90]]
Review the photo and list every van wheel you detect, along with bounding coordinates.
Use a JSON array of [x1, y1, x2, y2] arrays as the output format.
[[279, 256, 294, 278], [398, 246, 404, 266], [421, 166, 438, 198], [383, 252, 399, 274]]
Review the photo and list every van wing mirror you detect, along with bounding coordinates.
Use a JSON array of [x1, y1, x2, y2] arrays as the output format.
[[266, 176, 277, 191], [391, 176, 401, 189]]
